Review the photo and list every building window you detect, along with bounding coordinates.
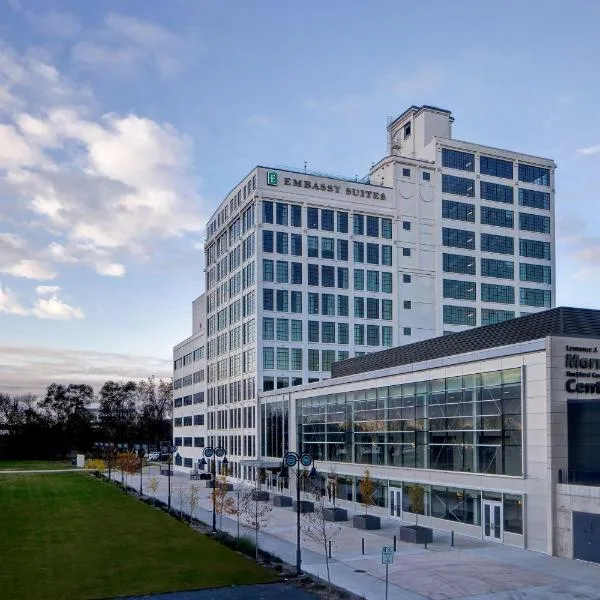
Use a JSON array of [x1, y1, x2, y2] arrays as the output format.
[[403, 221, 411, 231], [291, 262, 302, 284], [307, 207, 319, 229], [403, 274, 412, 283], [322, 265, 335, 287], [402, 168, 411, 177], [354, 297, 364, 318], [367, 243, 379, 265], [291, 205, 302, 227], [276, 348, 289, 370], [321, 237, 334, 259], [519, 188, 550, 210], [263, 230, 273, 253], [263, 317, 274, 340], [322, 350, 336, 372], [354, 324, 365, 345], [367, 270, 379, 292], [481, 233, 514, 255], [480, 181, 514, 204], [443, 305, 476, 326], [480, 156, 513, 179], [308, 349, 320, 371], [276, 203, 288, 226], [442, 227, 475, 250], [481, 308, 515, 325], [337, 294, 349, 316], [520, 263, 551, 284], [276, 261, 289, 283], [336, 239, 348, 261], [367, 216, 379, 237], [404, 122, 411, 138], [263, 289, 273, 311], [263, 259, 274, 282], [308, 320, 319, 343], [263, 201, 273, 224], [518, 164, 550, 186], [481, 258, 514, 280], [442, 174, 475, 197], [290, 234, 302, 256], [381, 245, 392, 266], [403, 300, 411, 309], [276, 318, 289, 341], [382, 326, 393, 346], [520, 287, 551, 308], [367, 298, 379, 319], [481, 283, 515, 304], [382, 272, 392, 293], [291, 319, 302, 341], [422, 171, 431, 181], [338, 322, 349, 344], [308, 264, 319, 286], [322, 209, 334, 231], [322, 321, 336, 343], [291, 291, 302, 313], [382, 299, 393, 320], [290, 348, 303, 370], [442, 148, 474, 172], [353, 241, 364, 263], [402, 247, 411, 257], [519, 212, 551, 234], [276, 232, 288, 254], [337, 211, 348, 233], [322, 293, 335, 316], [276, 290, 288, 312], [519, 238, 551, 260], [481, 206, 514, 229], [353, 214, 364, 235], [442, 199, 475, 222], [263, 347, 274, 369], [443, 279, 476, 301], [337, 267, 349, 289], [354, 269, 364, 290], [308, 292, 319, 314], [307, 236, 319, 258], [403, 327, 411, 336], [377, 219, 391, 240], [366, 324, 380, 346]]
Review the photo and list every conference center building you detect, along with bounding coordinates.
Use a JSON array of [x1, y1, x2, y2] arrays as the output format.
[[260, 307, 600, 562]]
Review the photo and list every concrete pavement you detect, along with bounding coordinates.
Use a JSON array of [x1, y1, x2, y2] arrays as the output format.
[[110, 466, 600, 600]]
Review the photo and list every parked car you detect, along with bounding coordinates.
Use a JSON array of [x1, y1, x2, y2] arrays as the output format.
[[147, 452, 161, 461]]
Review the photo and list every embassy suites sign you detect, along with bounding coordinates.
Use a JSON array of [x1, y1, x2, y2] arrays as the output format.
[[564, 345, 600, 393], [266, 171, 387, 200]]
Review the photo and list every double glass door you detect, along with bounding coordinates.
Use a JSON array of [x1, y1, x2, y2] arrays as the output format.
[[483, 500, 502, 542], [389, 487, 402, 519]]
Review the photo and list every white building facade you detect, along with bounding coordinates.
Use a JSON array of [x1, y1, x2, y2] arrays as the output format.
[[172, 105, 556, 483]]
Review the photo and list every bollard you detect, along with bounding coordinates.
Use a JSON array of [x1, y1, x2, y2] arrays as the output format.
[[424, 539, 428, 550], [393, 534, 397, 551], [362, 537, 365, 555], [451, 530, 454, 547], [328, 540, 332, 558]]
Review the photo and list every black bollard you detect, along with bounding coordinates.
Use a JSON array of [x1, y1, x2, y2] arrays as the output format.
[[451, 530, 454, 547], [362, 537, 365, 555], [393, 534, 397, 551], [328, 540, 332, 558]]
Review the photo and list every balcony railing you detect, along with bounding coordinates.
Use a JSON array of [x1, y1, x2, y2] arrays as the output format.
[[558, 469, 600, 486]]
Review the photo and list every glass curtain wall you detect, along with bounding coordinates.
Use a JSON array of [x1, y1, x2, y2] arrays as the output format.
[[297, 368, 522, 476]]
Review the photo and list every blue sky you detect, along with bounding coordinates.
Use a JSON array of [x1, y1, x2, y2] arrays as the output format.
[[1, 0, 599, 393]]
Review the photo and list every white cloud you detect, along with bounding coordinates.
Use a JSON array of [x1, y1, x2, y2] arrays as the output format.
[[32, 295, 84, 320], [577, 145, 600, 156], [0, 345, 171, 395], [35, 285, 61, 295], [72, 13, 189, 76], [0, 234, 57, 281], [1, 259, 56, 280], [0, 284, 29, 316]]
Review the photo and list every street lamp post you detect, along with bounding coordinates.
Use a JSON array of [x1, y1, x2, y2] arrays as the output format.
[[199, 446, 228, 533], [283, 451, 316, 576], [138, 447, 144, 495], [168, 445, 177, 512]]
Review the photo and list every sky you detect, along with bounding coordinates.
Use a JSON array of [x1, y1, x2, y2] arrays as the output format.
[[1, 0, 599, 395]]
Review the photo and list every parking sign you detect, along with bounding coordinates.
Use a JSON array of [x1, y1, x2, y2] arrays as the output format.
[[382, 546, 394, 564]]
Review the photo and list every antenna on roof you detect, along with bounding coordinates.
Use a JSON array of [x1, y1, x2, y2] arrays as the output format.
[[304, 161, 307, 174]]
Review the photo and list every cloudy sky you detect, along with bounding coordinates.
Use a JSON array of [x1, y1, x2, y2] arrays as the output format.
[[1, 0, 599, 395]]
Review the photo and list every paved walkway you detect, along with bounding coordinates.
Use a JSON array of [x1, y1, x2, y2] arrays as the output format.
[[110, 467, 600, 600]]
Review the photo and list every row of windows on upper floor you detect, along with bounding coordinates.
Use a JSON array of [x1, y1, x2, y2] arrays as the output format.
[[442, 229, 552, 258], [173, 371, 205, 390], [206, 204, 256, 266], [441, 149, 551, 186], [174, 415, 205, 427], [443, 254, 551, 283], [173, 347, 205, 371], [173, 438, 205, 450], [442, 200, 551, 232], [263, 201, 395, 238], [442, 279, 551, 304], [442, 175, 551, 207], [443, 294, 550, 326], [174, 392, 205, 406], [206, 176, 257, 241], [263, 231, 394, 264], [264, 262, 395, 292]]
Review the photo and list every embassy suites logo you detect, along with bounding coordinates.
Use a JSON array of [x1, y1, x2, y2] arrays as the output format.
[[266, 171, 387, 200]]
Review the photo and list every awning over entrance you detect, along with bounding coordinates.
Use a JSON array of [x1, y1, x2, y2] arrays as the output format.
[[239, 459, 282, 469]]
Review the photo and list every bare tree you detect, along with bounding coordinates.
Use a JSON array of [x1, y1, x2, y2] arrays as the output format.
[[239, 485, 273, 559], [148, 476, 159, 505], [302, 479, 341, 584], [176, 483, 185, 519], [187, 484, 200, 523], [212, 465, 235, 530]]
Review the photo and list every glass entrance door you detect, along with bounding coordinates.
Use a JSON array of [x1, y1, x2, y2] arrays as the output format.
[[482, 500, 503, 542], [389, 487, 402, 519]]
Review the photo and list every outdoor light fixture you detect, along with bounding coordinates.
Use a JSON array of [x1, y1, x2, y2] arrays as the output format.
[[202, 446, 227, 532]]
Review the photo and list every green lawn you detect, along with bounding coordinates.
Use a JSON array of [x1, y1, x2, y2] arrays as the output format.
[[0, 473, 275, 599], [0, 459, 75, 471]]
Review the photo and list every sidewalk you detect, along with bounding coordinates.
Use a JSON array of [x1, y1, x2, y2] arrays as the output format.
[[110, 467, 600, 600]]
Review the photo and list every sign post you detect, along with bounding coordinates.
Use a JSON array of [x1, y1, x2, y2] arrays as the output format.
[[381, 546, 394, 600]]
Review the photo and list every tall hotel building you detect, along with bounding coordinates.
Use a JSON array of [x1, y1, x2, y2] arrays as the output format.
[[172, 105, 556, 481]]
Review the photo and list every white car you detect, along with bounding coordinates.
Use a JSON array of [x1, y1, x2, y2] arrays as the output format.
[[147, 452, 161, 461]]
